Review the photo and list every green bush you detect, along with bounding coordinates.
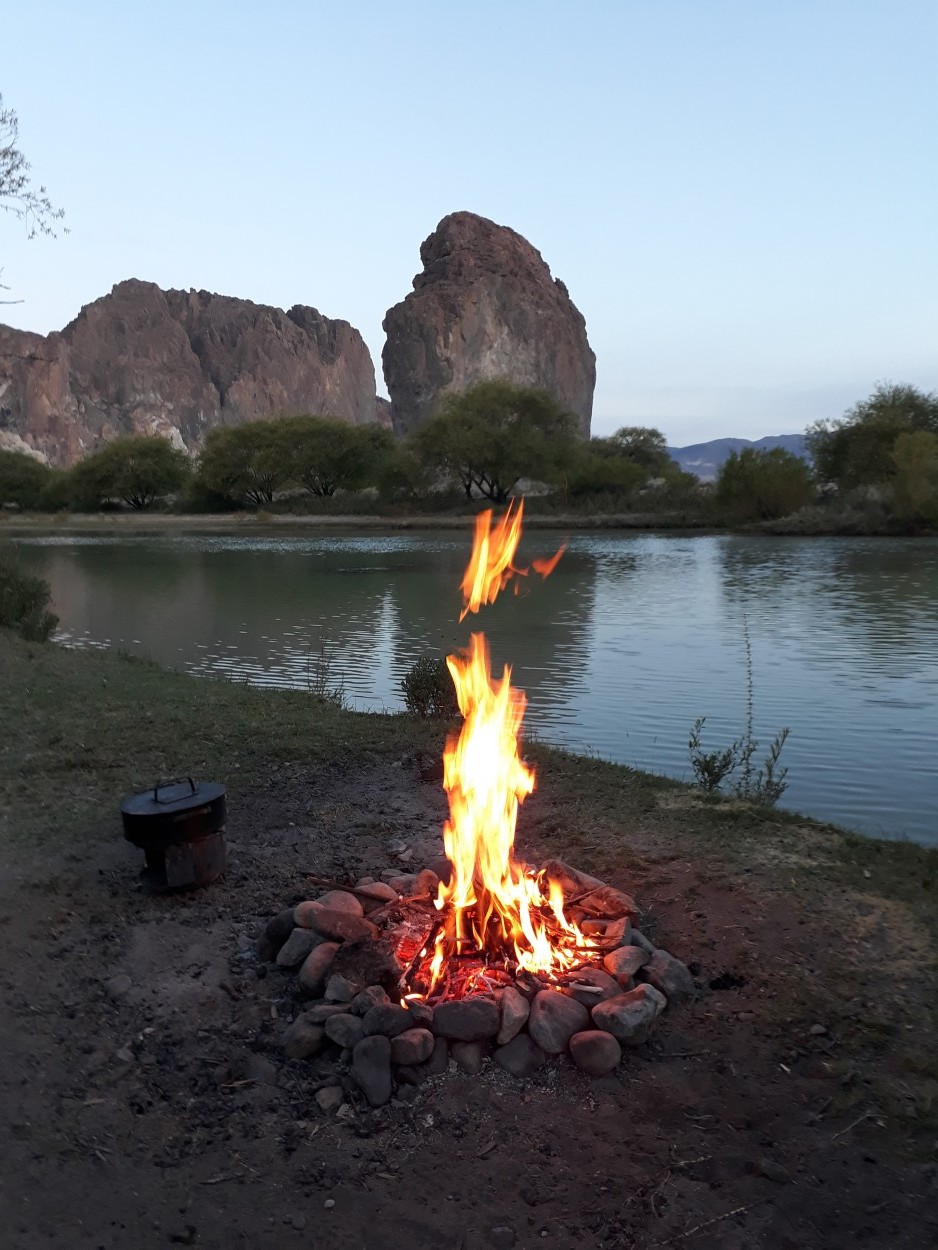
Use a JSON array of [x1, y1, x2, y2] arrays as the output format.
[[401, 655, 459, 718], [716, 447, 813, 522], [0, 547, 58, 641], [0, 450, 53, 509]]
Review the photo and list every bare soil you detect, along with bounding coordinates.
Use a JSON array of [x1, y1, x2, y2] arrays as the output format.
[[1, 752, 935, 1250]]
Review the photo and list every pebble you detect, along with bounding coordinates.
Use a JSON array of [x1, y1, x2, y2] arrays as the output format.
[[754, 1157, 790, 1183], [351, 985, 390, 1016], [591, 984, 666, 1045], [293, 900, 324, 928], [640, 950, 696, 1006], [324, 1013, 366, 1049], [569, 1030, 622, 1076], [406, 999, 434, 1030], [388, 874, 418, 895], [314, 1085, 345, 1114], [361, 1003, 413, 1038], [297, 942, 341, 995], [257, 908, 295, 961], [605, 916, 632, 947], [306, 908, 377, 944], [496, 986, 530, 1044], [578, 885, 641, 921], [424, 1036, 449, 1074], [602, 945, 649, 989], [450, 1041, 486, 1075], [323, 1198, 335, 1210], [330, 938, 403, 995], [561, 968, 622, 1007], [414, 868, 440, 897], [281, 1017, 326, 1059], [527, 990, 589, 1054], [390, 1028, 435, 1065], [432, 996, 500, 1041], [105, 974, 132, 1001], [304, 1002, 353, 1023], [809, 1023, 828, 1036], [352, 1035, 393, 1107], [315, 889, 364, 917], [489, 1228, 516, 1250], [324, 974, 359, 1003], [493, 1033, 547, 1078], [276, 928, 319, 968], [354, 882, 398, 912]]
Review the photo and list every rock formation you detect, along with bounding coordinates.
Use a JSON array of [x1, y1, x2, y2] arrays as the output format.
[[0, 280, 378, 466], [382, 212, 595, 437]]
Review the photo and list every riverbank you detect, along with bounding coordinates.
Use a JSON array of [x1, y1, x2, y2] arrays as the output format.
[[0, 508, 712, 533], [3, 505, 933, 538], [1, 633, 935, 1248]]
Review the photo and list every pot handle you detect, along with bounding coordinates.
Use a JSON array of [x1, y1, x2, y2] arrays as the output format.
[[153, 777, 196, 803]]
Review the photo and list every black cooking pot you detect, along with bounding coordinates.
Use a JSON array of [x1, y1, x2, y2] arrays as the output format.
[[121, 778, 226, 890]]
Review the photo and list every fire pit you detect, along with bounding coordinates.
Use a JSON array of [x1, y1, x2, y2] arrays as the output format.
[[259, 505, 696, 1107]]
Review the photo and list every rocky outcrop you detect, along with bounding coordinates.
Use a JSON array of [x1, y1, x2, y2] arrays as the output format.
[[382, 212, 595, 437], [0, 280, 378, 466]]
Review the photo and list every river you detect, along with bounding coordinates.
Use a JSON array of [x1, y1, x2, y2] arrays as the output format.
[[11, 528, 938, 846]]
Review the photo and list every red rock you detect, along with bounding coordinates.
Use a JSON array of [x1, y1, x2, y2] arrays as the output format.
[[306, 908, 377, 944], [527, 990, 589, 1054], [382, 212, 595, 437], [297, 942, 341, 995], [569, 1030, 622, 1076], [0, 280, 377, 467]]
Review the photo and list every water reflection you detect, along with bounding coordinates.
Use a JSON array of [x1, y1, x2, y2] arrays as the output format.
[[12, 530, 938, 846]]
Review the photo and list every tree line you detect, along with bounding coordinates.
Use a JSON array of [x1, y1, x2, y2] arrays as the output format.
[[1, 379, 936, 529]]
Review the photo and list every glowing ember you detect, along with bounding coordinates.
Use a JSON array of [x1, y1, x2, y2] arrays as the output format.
[[410, 504, 590, 999]]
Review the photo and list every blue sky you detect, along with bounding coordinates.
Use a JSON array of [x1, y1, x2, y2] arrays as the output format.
[[2, 1, 935, 444]]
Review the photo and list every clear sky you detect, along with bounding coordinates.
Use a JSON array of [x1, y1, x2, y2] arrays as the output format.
[[2, 1, 935, 444]]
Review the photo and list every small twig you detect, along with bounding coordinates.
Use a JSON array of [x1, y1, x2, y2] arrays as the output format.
[[671, 1201, 760, 1242], [832, 1111, 875, 1141]]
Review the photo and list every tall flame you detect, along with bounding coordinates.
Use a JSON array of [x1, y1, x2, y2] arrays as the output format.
[[459, 500, 566, 621], [421, 504, 586, 996]]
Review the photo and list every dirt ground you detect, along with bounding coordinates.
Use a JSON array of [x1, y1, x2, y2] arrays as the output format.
[[1, 754, 935, 1250]]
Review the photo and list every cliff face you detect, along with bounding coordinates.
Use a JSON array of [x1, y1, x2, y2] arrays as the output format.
[[382, 212, 595, 437], [0, 280, 377, 466]]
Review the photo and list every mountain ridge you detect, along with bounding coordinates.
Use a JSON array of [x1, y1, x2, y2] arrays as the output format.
[[666, 433, 808, 480]]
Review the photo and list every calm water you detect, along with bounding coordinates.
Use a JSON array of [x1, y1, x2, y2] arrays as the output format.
[[11, 529, 938, 846]]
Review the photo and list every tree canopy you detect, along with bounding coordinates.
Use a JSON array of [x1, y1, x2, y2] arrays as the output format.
[[198, 423, 288, 506], [411, 379, 578, 503], [68, 436, 190, 510], [0, 449, 54, 509], [715, 447, 813, 521], [1, 95, 65, 239], [281, 416, 393, 496], [806, 383, 938, 489]]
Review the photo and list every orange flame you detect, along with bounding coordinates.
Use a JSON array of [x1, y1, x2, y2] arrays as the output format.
[[459, 500, 566, 621], [419, 503, 587, 997]]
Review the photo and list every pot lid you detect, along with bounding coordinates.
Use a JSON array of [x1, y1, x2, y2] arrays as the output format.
[[120, 777, 225, 818]]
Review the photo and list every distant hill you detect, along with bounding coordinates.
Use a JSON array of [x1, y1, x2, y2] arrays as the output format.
[[667, 434, 809, 481]]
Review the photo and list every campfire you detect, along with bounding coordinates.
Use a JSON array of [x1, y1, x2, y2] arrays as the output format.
[[403, 502, 593, 1000], [259, 504, 697, 1108]]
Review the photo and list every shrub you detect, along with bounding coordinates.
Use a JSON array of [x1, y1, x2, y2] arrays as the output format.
[[401, 655, 459, 718], [0, 547, 58, 640], [715, 447, 813, 522], [0, 450, 53, 509]]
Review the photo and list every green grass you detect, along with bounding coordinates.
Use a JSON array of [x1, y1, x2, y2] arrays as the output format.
[[0, 631, 441, 847]]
